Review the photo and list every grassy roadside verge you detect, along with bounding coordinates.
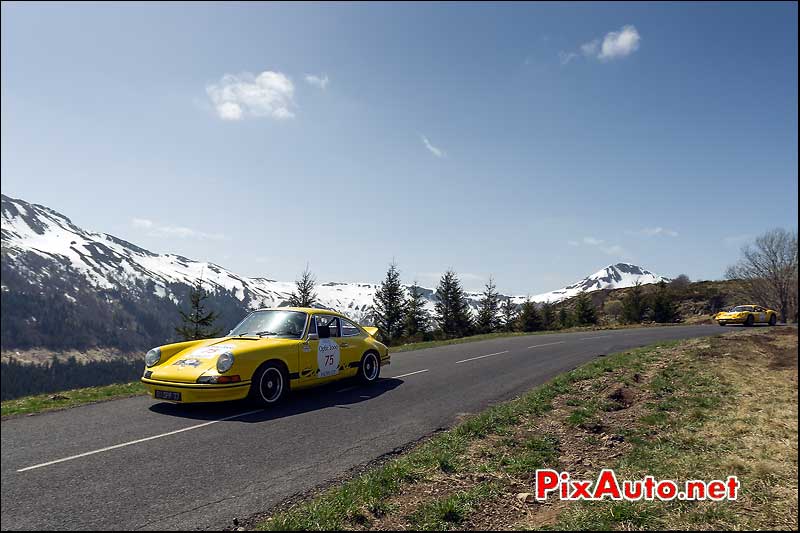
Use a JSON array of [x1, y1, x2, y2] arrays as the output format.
[[2, 323, 697, 418], [255, 327, 797, 531], [1, 382, 147, 418]]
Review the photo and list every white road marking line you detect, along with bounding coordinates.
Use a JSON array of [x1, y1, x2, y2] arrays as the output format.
[[17, 409, 263, 473], [527, 341, 566, 349], [455, 350, 510, 364], [391, 369, 429, 379]]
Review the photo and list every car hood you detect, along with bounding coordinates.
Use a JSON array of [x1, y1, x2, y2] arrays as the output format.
[[150, 337, 297, 383]]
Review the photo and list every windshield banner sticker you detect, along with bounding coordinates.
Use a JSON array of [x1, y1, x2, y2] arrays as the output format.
[[188, 344, 236, 359]]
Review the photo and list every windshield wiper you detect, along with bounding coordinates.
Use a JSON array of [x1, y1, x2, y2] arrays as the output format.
[[256, 330, 279, 337]]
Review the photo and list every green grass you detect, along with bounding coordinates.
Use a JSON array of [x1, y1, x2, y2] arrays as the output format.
[[1, 381, 146, 417], [553, 332, 797, 531], [258, 341, 681, 531], [406, 483, 499, 530]]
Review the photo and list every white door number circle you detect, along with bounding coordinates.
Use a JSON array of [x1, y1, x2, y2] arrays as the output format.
[[317, 338, 340, 378]]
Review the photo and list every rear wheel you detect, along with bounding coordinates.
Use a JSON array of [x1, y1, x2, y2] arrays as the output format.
[[744, 314, 754, 327], [249, 363, 288, 406], [769, 314, 777, 326], [357, 351, 381, 384]]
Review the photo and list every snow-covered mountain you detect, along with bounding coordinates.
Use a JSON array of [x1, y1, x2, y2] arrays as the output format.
[[1, 193, 669, 349], [521, 263, 670, 304], [2, 194, 483, 323]]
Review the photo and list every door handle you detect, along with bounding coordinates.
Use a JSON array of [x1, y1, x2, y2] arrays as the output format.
[[340, 342, 349, 348]]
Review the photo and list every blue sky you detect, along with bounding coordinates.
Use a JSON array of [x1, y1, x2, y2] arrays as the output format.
[[2, 2, 797, 294]]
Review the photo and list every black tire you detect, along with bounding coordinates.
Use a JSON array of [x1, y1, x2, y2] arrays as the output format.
[[744, 314, 754, 327], [769, 314, 777, 326], [249, 362, 288, 406], [717, 321, 726, 326], [356, 351, 381, 384]]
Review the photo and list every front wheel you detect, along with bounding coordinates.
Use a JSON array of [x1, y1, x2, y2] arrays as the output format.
[[357, 352, 381, 384], [249, 363, 288, 406], [744, 314, 754, 327], [769, 314, 777, 326]]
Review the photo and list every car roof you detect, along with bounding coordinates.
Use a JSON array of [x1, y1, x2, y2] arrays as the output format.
[[253, 306, 347, 317]]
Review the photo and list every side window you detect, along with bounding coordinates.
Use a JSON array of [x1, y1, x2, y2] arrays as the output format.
[[341, 319, 362, 337], [307, 315, 317, 335], [316, 315, 341, 338]]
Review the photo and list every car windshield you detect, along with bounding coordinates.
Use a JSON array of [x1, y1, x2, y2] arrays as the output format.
[[730, 306, 754, 312], [230, 310, 307, 339]]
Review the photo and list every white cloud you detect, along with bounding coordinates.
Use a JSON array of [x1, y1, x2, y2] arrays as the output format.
[[131, 219, 226, 241], [627, 227, 679, 237], [132, 218, 154, 229], [206, 71, 295, 121], [421, 135, 446, 158], [304, 74, 329, 89], [572, 25, 640, 64], [573, 236, 627, 256], [580, 39, 599, 57], [559, 51, 578, 65], [599, 25, 641, 60]]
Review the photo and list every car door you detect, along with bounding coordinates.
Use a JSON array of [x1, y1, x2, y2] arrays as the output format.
[[312, 314, 346, 382], [755, 307, 767, 323], [339, 317, 365, 373]]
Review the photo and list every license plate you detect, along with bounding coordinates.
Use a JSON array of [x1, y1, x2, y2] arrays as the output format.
[[154, 390, 181, 401]]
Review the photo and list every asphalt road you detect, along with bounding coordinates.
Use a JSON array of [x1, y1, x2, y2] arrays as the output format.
[[1, 324, 730, 531]]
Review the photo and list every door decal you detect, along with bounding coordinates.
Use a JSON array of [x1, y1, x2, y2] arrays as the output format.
[[317, 338, 340, 378]]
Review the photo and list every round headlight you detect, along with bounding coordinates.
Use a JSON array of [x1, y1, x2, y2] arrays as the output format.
[[217, 351, 235, 373], [145, 347, 161, 367]]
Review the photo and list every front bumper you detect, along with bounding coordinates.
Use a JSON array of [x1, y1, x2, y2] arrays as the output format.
[[141, 377, 250, 403], [717, 315, 747, 325]]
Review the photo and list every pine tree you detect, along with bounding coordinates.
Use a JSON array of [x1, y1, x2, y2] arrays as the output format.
[[404, 281, 431, 340], [622, 281, 647, 323], [500, 297, 518, 332], [558, 306, 571, 329], [476, 276, 501, 334], [652, 281, 679, 323], [573, 291, 597, 326], [434, 270, 473, 338], [175, 281, 222, 341], [287, 265, 318, 308], [372, 262, 407, 345], [517, 298, 542, 332], [540, 301, 556, 330]]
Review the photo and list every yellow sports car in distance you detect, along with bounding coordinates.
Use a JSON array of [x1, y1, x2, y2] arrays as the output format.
[[715, 305, 778, 327], [141, 308, 390, 406]]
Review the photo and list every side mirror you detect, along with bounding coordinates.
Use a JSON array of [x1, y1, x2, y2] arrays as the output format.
[[306, 333, 319, 341]]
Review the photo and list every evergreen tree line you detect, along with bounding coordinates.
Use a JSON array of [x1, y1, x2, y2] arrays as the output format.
[[367, 262, 607, 346], [1, 356, 143, 400], [615, 281, 681, 324]]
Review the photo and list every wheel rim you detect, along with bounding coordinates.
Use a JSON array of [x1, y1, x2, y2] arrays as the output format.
[[260, 368, 283, 403], [363, 353, 379, 381]]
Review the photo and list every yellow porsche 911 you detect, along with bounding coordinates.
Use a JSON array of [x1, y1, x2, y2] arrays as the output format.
[[715, 305, 778, 327], [141, 308, 390, 406]]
